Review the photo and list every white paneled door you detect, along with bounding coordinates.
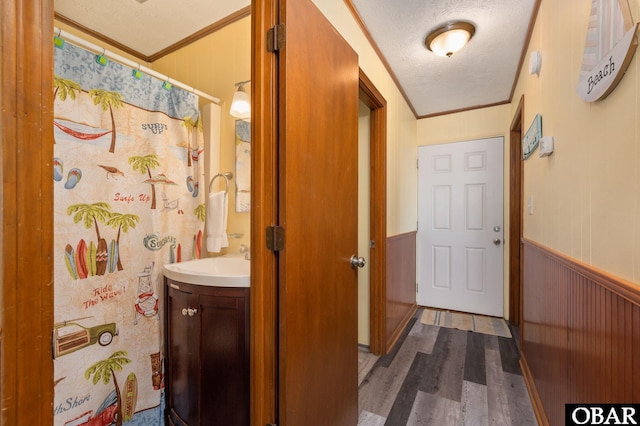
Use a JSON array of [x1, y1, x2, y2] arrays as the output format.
[[417, 137, 504, 317]]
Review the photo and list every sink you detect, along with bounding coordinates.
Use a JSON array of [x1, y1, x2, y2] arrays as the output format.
[[163, 255, 250, 287]]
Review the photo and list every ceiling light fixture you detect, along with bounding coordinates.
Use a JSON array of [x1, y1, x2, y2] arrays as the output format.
[[229, 80, 251, 119], [425, 21, 476, 58]]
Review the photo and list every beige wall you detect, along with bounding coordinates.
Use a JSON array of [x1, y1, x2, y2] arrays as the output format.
[[417, 106, 511, 145], [513, 0, 640, 285], [358, 102, 371, 345], [419, 0, 640, 287], [153, 17, 252, 255]]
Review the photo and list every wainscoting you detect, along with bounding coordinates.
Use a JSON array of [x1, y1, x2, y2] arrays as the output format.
[[385, 231, 417, 353], [521, 239, 640, 425]]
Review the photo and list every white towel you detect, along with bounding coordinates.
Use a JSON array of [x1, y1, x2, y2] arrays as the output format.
[[206, 191, 229, 253]]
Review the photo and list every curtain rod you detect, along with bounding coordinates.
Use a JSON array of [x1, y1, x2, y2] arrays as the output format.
[[53, 27, 220, 104]]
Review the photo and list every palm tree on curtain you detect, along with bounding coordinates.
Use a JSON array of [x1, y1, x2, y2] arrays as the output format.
[[129, 154, 161, 209], [85, 350, 131, 426], [182, 116, 197, 167], [53, 76, 82, 102], [194, 203, 206, 222], [67, 202, 113, 275], [53, 76, 82, 145], [89, 89, 124, 153], [106, 213, 140, 271]]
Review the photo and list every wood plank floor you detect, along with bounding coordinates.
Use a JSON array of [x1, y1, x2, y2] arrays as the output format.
[[358, 309, 536, 425]]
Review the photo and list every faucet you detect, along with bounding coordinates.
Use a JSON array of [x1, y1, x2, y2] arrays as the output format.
[[240, 244, 250, 260]]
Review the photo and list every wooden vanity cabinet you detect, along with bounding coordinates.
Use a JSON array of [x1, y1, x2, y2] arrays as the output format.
[[165, 278, 249, 426]]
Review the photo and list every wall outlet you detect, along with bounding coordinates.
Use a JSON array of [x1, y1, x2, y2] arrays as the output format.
[[539, 136, 554, 157]]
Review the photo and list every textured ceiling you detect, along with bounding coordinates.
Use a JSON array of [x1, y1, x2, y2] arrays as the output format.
[[350, 0, 537, 117], [54, 0, 538, 117]]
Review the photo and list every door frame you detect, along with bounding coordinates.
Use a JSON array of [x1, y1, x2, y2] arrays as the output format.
[[1, 0, 55, 423], [250, 0, 279, 424], [508, 95, 525, 327], [358, 70, 387, 356]]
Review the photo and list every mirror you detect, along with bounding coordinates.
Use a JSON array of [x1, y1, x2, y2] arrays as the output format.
[[235, 119, 251, 212]]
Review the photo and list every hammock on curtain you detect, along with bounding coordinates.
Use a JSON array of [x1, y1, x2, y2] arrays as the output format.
[[54, 120, 112, 140]]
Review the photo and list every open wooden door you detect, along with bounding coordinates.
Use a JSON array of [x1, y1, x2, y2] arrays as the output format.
[[277, 0, 360, 424]]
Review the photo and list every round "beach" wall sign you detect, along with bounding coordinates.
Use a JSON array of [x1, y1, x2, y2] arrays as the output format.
[[577, 0, 639, 102]]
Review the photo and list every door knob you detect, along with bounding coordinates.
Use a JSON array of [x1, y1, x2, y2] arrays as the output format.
[[493, 238, 502, 246], [350, 255, 366, 269]]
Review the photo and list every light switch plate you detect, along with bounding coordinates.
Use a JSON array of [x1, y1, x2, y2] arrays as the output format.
[[529, 51, 542, 75]]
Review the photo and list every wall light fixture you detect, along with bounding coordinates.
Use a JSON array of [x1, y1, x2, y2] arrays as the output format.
[[229, 80, 251, 119]]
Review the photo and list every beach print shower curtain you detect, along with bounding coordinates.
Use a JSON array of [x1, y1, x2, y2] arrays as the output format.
[[53, 41, 205, 425]]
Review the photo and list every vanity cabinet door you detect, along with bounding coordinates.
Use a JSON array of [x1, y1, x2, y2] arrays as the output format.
[[197, 289, 249, 426], [166, 280, 249, 426], [166, 284, 197, 425]]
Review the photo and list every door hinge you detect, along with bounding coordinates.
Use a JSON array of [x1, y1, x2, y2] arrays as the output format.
[[267, 24, 285, 52], [266, 226, 285, 251]]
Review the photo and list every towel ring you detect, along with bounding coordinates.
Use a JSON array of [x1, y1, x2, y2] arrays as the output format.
[[209, 172, 233, 194]]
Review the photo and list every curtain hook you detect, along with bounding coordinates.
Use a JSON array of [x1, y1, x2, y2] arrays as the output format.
[[95, 48, 108, 66], [54, 29, 65, 49], [132, 64, 143, 80]]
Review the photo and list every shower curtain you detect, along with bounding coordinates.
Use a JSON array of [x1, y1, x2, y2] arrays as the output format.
[[52, 41, 206, 425]]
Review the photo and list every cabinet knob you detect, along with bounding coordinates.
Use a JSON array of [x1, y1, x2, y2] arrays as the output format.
[[181, 307, 198, 316]]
